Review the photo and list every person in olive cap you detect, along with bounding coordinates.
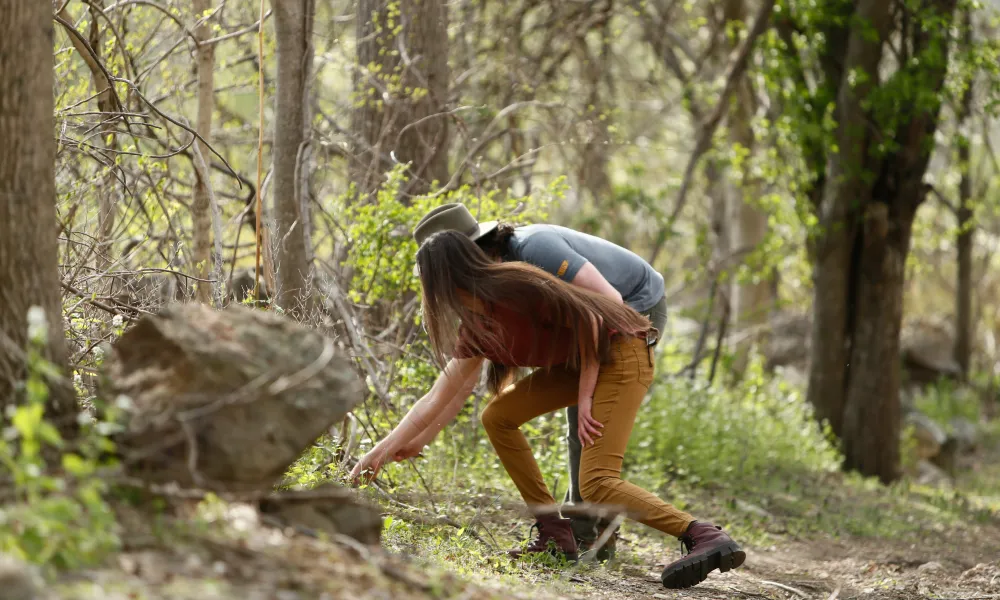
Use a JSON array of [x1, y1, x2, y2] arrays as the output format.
[[412, 203, 668, 561]]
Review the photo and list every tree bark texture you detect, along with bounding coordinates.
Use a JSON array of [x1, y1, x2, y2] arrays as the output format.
[[0, 0, 74, 418], [807, 0, 893, 439], [350, 0, 450, 199], [272, 0, 316, 317], [806, 0, 958, 483], [954, 9, 975, 378], [192, 0, 216, 305], [577, 4, 614, 210], [724, 0, 773, 366], [57, 3, 119, 272], [841, 203, 912, 481]]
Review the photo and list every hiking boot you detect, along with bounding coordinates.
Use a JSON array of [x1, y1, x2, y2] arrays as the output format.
[[660, 521, 745, 589], [572, 517, 618, 562], [508, 514, 579, 561]]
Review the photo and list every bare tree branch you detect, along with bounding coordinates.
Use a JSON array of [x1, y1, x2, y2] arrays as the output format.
[[666, 0, 777, 227]]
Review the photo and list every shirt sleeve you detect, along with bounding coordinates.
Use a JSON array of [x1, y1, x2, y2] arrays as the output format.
[[517, 231, 588, 283]]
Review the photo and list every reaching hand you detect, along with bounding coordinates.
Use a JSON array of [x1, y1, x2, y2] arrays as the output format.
[[350, 448, 389, 486], [392, 441, 424, 461], [577, 396, 604, 447]]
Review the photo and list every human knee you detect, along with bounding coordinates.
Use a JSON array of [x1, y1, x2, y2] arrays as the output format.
[[579, 473, 615, 502], [480, 401, 509, 433]]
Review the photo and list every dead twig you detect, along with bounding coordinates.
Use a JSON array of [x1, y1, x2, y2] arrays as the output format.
[[60, 280, 144, 321], [760, 580, 810, 599]]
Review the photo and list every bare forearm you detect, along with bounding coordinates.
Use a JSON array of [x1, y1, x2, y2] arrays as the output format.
[[578, 312, 601, 402], [373, 358, 481, 454], [414, 371, 477, 445]]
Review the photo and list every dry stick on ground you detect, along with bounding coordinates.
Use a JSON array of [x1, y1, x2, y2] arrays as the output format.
[[760, 581, 810, 599], [665, 0, 777, 228]]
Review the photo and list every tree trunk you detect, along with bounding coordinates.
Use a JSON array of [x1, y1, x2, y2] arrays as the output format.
[[349, 0, 450, 199], [577, 6, 614, 210], [807, 0, 892, 439], [955, 135, 974, 379], [724, 0, 772, 372], [272, 0, 316, 317], [57, 3, 119, 272], [0, 0, 74, 420], [807, 0, 958, 484], [954, 10, 975, 378], [192, 0, 216, 305], [841, 203, 912, 482]]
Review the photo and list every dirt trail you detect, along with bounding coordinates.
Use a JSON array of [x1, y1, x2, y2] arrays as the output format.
[[555, 525, 1000, 600], [49, 501, 1000, 600]]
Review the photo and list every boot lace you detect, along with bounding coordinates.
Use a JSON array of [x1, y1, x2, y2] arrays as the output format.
[[679, 533, 694, 557], [525, 522, 547, 551]]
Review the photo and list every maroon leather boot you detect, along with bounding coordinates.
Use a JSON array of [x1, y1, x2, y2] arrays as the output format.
[[660, 521, 746, 589], [508, 514, 579, 561]]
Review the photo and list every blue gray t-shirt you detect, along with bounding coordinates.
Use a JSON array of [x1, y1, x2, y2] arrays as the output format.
[[506, 224, 665, 313]]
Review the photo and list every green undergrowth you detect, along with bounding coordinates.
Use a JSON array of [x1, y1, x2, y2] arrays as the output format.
[[337, 353, 1000, 588]]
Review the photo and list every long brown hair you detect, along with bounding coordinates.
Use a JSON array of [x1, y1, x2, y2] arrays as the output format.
[[416, 230, 651, 392]]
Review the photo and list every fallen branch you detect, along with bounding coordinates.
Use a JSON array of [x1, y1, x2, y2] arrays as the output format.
[[760, 580, 810, 599]]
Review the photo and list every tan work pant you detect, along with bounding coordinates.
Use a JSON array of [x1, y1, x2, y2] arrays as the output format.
[[480, 335, 694, 537]]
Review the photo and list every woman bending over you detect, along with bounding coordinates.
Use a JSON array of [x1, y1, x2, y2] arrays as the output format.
[[351, 230, 745, 590]]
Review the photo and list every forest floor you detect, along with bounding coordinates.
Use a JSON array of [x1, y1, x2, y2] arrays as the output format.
[[50, 433, 1000, 600]]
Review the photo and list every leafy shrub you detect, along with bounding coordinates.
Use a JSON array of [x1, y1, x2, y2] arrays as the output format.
[[0, 307, 121, 571], [913, 378, 983, 425], [624, 355, 840, 491]]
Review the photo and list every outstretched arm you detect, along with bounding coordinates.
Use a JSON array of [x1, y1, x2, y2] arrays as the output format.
[[350, 357, 482, 484]]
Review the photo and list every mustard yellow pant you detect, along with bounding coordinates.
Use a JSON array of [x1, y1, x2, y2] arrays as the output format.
[[480, 335, 695, 538]]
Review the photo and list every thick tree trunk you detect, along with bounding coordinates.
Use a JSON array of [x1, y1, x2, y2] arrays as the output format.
[[192, 0, 216, 305], [806, 0, 892, 438], [809, 0, 957, 484], [0, 1, 74, 419], [350, 0, 450, 199], [272, 0, 316, 317], [841, 204, 913, 483]]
